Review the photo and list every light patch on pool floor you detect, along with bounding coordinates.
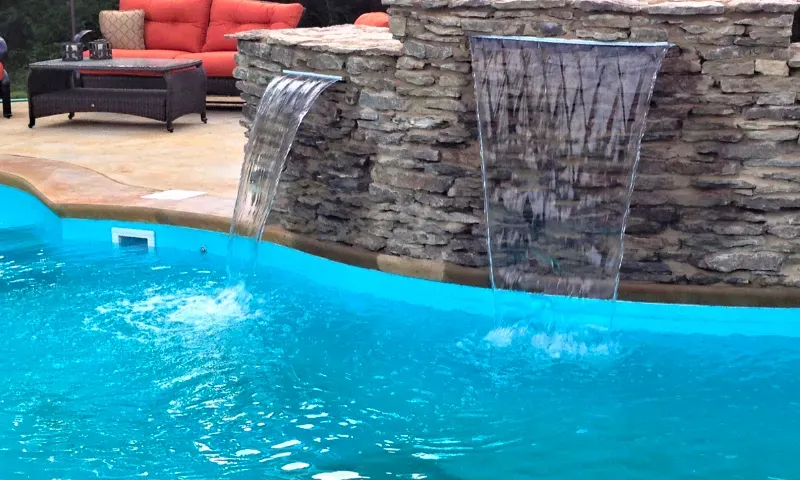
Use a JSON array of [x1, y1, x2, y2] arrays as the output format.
[[141, 190, 205, 200], [272, 439, 301, 449], [260, 452, 292, 462], [312, 472, 363, 480], [235, 449, 260, 457], [282, 462, 310, 471], [194, 442, 212, 452], [412, 453, 440, 460]]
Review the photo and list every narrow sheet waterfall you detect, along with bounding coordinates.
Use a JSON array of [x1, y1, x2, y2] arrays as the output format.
[[470, 36, 668, 300], [227, 72, 339, 280]]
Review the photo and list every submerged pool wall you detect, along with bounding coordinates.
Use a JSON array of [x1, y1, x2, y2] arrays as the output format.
[[2, 184, 799, 336], [0, 184, 62, 244], [233, 0, 800, 291]]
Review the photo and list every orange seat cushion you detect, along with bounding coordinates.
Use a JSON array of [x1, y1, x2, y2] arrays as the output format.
[[176, 51, 235, 78], [354, 12, 389, 28], [203, 0, 304, 52], [81, 49, 188, 76], [120, 0, 213, 53]]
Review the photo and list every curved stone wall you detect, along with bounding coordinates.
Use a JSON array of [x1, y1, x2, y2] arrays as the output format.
[[233, 0, 800, 289]]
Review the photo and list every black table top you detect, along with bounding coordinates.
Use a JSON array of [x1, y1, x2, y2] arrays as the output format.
[[29, 58, 202, 73]]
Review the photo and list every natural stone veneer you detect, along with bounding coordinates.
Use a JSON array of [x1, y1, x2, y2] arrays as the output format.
[[232, 1, 800, 289]]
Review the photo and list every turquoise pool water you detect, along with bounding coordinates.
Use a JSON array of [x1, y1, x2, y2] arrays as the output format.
[[1, 186, 800, 479]]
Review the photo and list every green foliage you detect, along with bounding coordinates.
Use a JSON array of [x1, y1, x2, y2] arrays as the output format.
[[10, 85, 26, 99], [0, 0, 385, 98], [1, 0, 115, 97]]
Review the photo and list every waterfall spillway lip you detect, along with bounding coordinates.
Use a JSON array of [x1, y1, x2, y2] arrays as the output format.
[[470, 35, 673, 48], [282, 69, 343, 82]]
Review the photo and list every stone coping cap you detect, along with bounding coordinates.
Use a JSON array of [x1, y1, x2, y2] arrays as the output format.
[[385, 0, 800, 13], [230, 25, 403, 56]]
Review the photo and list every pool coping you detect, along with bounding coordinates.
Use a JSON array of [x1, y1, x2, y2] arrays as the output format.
[[1, 153, 799, 308]]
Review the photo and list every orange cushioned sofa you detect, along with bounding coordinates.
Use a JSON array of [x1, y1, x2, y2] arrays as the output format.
[[79, 0, 304, 96]]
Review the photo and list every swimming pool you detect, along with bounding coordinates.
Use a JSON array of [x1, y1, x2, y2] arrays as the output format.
[[2, 185, 800, 479]]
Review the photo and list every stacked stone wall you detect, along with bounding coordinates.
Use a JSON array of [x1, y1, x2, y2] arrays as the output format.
[[234, 0, 800, 288]]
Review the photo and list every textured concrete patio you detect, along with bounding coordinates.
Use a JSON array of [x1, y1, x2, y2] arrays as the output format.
[[0, 102, 244, 198]]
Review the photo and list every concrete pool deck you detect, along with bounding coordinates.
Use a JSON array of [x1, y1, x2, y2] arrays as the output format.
[[1, 102, 799, 307], [0, 102, 244, 197]]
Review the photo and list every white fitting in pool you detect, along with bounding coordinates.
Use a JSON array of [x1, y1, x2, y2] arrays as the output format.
[[141, 190, 205, 200], [111, 227, 155, 249]]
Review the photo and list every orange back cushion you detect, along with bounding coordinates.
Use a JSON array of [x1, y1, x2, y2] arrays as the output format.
[[203, 0, 304, 52], [120, 0, 213, 53], [354, 12, 389, 28]]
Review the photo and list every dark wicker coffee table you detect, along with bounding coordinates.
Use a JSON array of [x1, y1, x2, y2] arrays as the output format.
[[28, 59, 207, 132]]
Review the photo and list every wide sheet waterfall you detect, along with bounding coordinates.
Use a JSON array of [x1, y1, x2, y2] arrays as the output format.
[[227, 72, 339, 279], [471, 36, 668, 300]]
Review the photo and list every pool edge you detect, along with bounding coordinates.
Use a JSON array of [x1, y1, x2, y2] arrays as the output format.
[[1, 154, 799, 308]]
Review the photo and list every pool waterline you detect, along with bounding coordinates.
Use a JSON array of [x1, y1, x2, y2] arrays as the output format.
[[1, 184, 799, 337]]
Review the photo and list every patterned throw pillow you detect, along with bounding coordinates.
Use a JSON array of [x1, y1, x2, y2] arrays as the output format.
[[99, 10, 146, 50]]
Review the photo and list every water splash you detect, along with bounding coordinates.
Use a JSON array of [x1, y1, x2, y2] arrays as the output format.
[[227, 72, 340, 281], [160, 283, 255, 328], [88, 283, 261, 341], [470, 37, 668, 300], [482, 324, 617, 359]]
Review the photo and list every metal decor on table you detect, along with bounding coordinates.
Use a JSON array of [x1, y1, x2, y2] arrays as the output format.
[[88, 40, 112, 60], [27, 58, 207, 132], [61, 42, 83, 62]]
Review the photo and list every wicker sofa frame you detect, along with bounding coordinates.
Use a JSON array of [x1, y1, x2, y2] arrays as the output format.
[[78, 72, 239, 97]]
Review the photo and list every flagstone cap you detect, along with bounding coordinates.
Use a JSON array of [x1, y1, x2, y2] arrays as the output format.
[[381, 0, 800, 14], [229, 25, 403, 56]]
